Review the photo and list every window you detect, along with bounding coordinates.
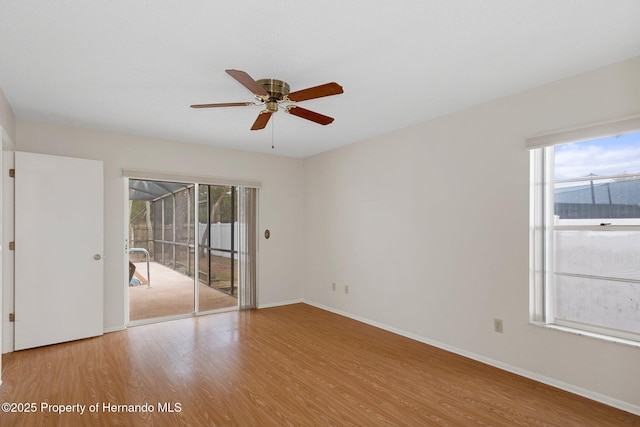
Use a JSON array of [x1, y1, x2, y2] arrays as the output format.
[[529, 116, 640, 344]]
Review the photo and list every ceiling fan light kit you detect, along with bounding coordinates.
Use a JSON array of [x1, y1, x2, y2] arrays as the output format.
[[191, 69, 343, 131]]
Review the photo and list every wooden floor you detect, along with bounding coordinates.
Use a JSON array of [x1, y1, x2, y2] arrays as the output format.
[[1, 304, 638, 426]]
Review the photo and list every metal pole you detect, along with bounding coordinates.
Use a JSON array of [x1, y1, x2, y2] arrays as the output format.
[[172, 194, 176, 268]]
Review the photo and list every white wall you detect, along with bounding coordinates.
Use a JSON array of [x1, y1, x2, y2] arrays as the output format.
[[8, 121, 303, 340], [303, 56, 640, 411]]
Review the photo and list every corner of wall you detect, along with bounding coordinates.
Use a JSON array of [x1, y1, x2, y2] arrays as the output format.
[[0, 86, 17, 144]]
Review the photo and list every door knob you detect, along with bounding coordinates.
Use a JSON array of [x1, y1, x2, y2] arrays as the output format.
[[93, 254, 102, 260]]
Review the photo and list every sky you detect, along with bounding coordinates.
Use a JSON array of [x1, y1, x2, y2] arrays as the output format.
[[554, 131, 640, 181]]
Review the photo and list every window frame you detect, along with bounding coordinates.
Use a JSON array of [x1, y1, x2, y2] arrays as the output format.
[[528, 115, 640, 346]]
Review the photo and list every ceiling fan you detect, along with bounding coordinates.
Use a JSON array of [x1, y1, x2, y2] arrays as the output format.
[[191, 69, 343, 130]]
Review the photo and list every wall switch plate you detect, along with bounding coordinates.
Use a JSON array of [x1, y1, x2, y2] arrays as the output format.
[[494, 319, 504, 333], [344, 285, 349, 294]]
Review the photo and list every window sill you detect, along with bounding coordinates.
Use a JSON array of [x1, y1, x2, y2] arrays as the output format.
[[530, 321, 640, 349]]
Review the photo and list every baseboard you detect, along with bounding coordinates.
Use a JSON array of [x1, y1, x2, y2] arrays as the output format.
[[258, 299, 303, 309], [303, 300, 640, 417], [103, 325, 126, 334]]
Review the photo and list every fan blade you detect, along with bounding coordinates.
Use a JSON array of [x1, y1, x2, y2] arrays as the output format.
[[286, 106, 334, 125], [251, 111, 272, 130], [190, 102, 254, 108], [226, 69, 269, 97], [287, 82, 343, 102]]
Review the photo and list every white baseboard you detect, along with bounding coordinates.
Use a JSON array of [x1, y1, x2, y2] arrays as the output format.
[[258, 299, 303, 309], [103, 325, 126, 334], [303, 300, 640, 417]]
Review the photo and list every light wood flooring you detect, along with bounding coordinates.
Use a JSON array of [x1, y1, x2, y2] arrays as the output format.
[[1, 304, 638, 426]]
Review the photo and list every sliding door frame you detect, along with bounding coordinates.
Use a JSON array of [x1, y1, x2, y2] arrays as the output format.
[[123, 170, 260, 326]]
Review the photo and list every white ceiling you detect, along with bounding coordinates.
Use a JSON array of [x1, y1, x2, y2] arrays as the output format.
[[1, 1, 640, 158]]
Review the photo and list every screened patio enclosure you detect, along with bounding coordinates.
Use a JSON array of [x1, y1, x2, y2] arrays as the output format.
[[128, 179, 240, 320]]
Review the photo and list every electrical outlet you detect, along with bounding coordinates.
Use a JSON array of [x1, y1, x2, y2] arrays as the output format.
[[344, 284, 349, 294], [494, 319, 504, 333], [332, 282, 336, 291]]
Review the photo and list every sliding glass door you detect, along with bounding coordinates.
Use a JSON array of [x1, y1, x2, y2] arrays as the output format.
[[128, 179, 256, 324], [198, 185, 238, 312], [129, 181, 197, 321]]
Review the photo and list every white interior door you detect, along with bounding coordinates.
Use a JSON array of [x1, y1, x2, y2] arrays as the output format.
[[14, 151, 103, 350]]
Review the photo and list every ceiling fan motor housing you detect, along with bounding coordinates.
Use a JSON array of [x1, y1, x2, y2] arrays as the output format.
[[257, 78, 290, 112]]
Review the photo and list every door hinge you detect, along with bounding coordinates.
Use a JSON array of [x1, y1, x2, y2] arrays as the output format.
[[9, 241, 15, 250], [9, 168, 15, 178], [9, 313, 15, 322]]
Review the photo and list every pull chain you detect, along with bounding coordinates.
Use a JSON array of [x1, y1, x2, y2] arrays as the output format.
[[271, 115, 275, 149]]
